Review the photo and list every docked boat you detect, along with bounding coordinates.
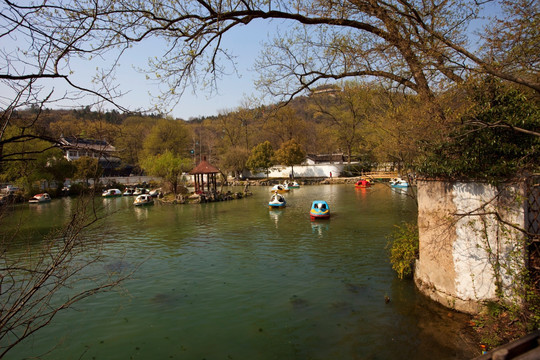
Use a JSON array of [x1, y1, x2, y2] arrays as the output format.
[[355, 179, 372, 188], [389, 178, 409, 188], [268, 193, 286, 208], [133, 188, 149, 196], [134, 194, 154, 206], [29, 193, 51, 203], [270, 184, 290, 193], [310, 200, 330, 220], [149, 189, 161, 197], [123, 188, 135, 196], [102, 189, 122, 197]]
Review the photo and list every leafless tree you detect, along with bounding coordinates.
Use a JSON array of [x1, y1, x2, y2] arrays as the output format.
[[22, 0, 533, 102], [0, 3, 135, 357], [2, 1, 538, 131], [0, 1, 129, 162]]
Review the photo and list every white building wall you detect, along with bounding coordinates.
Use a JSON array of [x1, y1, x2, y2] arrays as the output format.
[[248, 164, 345, 178]]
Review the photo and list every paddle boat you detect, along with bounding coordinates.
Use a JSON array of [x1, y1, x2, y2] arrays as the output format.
[[355, 179, 372, 188], [102, 188, 122, 197], [28, 193, 51, 203], [310, 200, 330, 220], [123, 188, 135, 196], [285, 181, 300, 189], [268, 192, 286, 209], [270, 184, 290, 193], [389, 178, 409, 188], [149, 188, 161, 197], [134, 194, 154, 206], [133, 188, 149, 196]]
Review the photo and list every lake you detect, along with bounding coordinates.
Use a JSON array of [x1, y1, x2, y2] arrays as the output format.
[[1, 184, 478, 359]]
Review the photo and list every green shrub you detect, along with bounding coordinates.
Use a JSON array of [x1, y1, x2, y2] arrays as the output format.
[[387, 222, 419, 279]]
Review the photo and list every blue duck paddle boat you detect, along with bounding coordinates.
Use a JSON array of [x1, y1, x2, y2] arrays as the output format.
[[310, 200, 330, 220]]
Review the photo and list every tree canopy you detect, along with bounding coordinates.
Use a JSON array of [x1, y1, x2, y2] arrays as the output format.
[[141, 150, 192, 194], [140, 119, 192, 160], [0, 0, 538, 181], [247, 141, 275, 178], [416, 76, 540, 180], [73, 157, 103, 185], [274, 139, 306, 178]]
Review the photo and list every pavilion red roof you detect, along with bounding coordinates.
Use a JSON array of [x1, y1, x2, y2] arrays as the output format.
[[189, 159, 220, 174]]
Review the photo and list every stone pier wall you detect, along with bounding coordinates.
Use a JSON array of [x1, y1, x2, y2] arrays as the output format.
[[414, 179, 528, 314]]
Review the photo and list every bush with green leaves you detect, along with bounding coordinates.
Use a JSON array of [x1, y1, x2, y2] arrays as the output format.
[[387, 222, 419, 279]]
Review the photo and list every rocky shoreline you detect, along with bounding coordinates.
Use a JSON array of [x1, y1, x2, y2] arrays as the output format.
[[1, 177, 376, 206], [226, 176, 368, 187], [158, 177, 369, 205]]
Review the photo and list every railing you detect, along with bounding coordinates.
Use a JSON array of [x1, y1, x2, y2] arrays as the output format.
[[473, 330, 540, 359], [528, 176, 540, 292], [360, 171, 399, 179]]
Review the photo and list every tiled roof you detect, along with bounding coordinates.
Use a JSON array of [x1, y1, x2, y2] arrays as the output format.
[[189, 159, 220, 174], [306, 153, 345, 163], [59, 136, 115, 152]]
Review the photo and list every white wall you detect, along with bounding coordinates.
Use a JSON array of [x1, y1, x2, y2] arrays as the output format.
[[247, 164, 345, 179], [415, 180, 527, 313]]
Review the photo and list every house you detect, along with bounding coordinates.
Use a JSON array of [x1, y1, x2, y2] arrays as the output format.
[[304, 153, 345, 165], [58, 136, 121, 174], [309, 85, 341, 97]]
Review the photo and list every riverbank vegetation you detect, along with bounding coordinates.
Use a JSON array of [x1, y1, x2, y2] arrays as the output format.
[[387, 222, 419, 280]]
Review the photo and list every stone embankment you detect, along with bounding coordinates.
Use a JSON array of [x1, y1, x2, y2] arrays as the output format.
[[227, 176, 367, 187], [159, 189, 252, 204], [158, 177, 369, 205]]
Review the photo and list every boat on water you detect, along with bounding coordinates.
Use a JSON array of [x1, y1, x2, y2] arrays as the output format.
[[102, 189, 122, 197], [149, 189, 161, 197], [389, 178, 409, 188], [29, 193, 51, 203], [285, 181, 300, 189], [123, 188, 135, 196], [268, 192, 286, 208], [310, 200, 330, 220], [355, 179, 372, 188], [270, 184, 290, 193], [134, 194, 154, 206], [133, 188, 149, 196]]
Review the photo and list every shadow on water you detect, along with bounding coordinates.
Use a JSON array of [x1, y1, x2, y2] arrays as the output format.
[[387, 276, 479, 359]]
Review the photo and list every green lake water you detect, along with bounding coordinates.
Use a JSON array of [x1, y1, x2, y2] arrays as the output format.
[[1, 184, 479, 359]]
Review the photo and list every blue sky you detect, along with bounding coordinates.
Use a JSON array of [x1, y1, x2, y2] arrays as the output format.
[[82, 18, 284, 120], [0, 16, 283, 120]]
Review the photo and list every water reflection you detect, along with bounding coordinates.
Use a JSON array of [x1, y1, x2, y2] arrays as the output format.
[[134, 206, 150, 221], [268, 208, 283, 228], [391, 186, 410, 196], [354, 187, 369, 200], [311, 221, 329, 236], [27, 201, 52, 214]]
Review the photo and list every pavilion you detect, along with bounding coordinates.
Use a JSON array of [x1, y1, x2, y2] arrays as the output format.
[[189, 157, 220, 194]]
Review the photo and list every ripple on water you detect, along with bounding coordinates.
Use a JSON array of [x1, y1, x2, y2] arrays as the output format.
[[2, 185, 478, 360]]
